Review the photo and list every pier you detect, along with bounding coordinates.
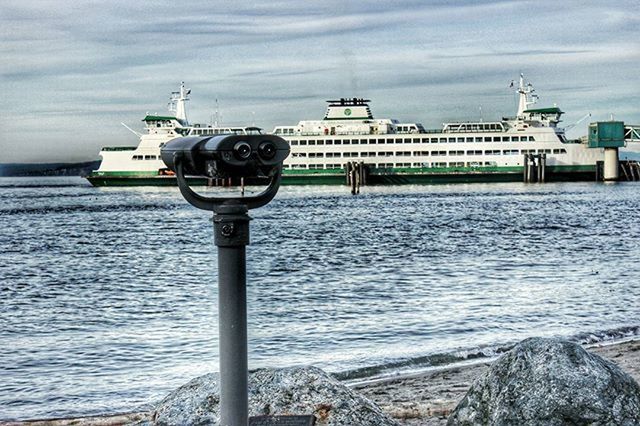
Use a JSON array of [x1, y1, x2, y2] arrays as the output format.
[[589, 121, 640, 181]]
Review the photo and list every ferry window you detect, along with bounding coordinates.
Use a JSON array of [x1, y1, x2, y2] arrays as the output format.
[[449, 150, 464, 156], [529, 136, 535, 141], [451, 162, 465, 167], [145, 155, 156, 160], [484, 137, 492, 142], [343, 140, 351, 145], [421, 138, 429, 143], [360, 139, 367, 144], [503, 150, 519, 155], [300, 140, 307, 146], [448, 138, 456, 143], [316, 140, 324, 145], [403, 138, 411, 143], [309, 153, 324, 158], [430, 138, 438, 143], [292, 153, 307, 158], [433, 162, 447, 167], [369, 139, 377, 145], [377, 139, 385, 144], [466, 137, 473, 142], [290, 140, 299, 145], [334, 140, 342, 145], [553, 149, 567, 154], [502, 136, 510, 142], [432, 151, 447, 156], [360, 152, 369, 157], [325, 140, 333, 145], [439, 138, 447, 143], [413, 151, 429, 156], [492, 136, 500, 142], [308, 140, 316, 145], [467, 150, 482, 155], [368, 152, 376, 156], [309, 164, 323, 170], [292, 164, 307, 169], [398, 151, 411, 156], [457, 138, 464, 143]]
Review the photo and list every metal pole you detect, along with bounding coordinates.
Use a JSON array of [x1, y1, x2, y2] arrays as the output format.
[[213, 204, 251, 426]]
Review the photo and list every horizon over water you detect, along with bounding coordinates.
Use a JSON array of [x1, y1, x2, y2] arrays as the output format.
[[1, 177, 639, 420]]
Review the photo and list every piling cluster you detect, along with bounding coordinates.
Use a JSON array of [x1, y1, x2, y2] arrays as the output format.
[[523, 153, 546, 183], [345, 161, 368, 194]]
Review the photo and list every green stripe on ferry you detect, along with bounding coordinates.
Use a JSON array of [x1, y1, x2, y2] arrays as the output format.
[[89, 171, 161, 177]]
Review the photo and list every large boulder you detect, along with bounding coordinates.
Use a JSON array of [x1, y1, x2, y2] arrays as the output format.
[[152, 366, 399, 425], [448, 337, 640, 425]]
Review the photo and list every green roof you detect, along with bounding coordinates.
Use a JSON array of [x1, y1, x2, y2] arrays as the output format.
[[523, 107, 564, 115], [142, 115, 177, 122]]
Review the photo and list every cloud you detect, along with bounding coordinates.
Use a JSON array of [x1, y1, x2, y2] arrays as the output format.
[[1, 0, 639, 163]]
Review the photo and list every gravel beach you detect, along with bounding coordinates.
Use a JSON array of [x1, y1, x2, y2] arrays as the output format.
[[355, 339, 640, 425], [4, 339, 640, 426]]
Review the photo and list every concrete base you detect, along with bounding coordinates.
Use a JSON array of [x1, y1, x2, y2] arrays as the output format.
[[603, 147, 619, 181]]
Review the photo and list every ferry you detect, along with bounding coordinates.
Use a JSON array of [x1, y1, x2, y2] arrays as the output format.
[[86, 76, 634, 186], [86, 84, 261, 186]]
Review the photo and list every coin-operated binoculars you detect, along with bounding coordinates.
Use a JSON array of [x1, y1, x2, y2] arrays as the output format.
[[162, 134, 290, 426]]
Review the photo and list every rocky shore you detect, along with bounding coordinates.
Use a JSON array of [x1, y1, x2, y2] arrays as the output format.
[[4, 339, 640, 426], [356, 339, 640, 425]]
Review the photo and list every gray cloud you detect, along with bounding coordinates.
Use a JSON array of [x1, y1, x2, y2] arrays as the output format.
[[0, 0, 638, 162]]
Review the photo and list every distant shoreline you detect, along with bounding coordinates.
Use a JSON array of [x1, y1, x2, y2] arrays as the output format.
[[0, 161, 100, 177]]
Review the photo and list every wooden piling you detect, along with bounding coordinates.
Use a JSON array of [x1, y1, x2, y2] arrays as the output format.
[[621, 162, 631, 181]]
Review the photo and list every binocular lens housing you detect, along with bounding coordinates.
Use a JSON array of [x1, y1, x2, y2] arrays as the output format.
[[258, 141, 277, 160], [234, 141, 252, 160], [161, 134, 290, 179]]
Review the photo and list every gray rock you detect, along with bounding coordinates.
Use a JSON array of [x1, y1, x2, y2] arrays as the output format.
[[448, 337, 640, 425], [152, 366, 399, 425]]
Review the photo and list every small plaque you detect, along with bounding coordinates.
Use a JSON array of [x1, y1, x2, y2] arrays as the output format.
[[249, 414, 315, 426]]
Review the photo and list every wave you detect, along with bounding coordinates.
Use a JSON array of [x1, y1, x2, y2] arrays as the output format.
[[0, 203, 180, 215], [336, 324, 640, 384]]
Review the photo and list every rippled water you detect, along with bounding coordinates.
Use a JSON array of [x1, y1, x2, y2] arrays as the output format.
[[1, 177, 639, 420]]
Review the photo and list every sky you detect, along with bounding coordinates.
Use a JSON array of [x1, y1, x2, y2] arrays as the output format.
[[1, 0, 638, 163]]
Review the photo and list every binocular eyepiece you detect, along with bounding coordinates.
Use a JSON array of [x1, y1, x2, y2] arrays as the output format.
[[161, 134, 290, 179]]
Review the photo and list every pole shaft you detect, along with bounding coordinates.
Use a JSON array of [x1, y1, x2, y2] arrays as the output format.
[[213, 204, 251, 426], [218, 245, 248, 426]]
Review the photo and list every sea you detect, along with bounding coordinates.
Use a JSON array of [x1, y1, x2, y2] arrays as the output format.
[[1, 177, 639, 420]]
